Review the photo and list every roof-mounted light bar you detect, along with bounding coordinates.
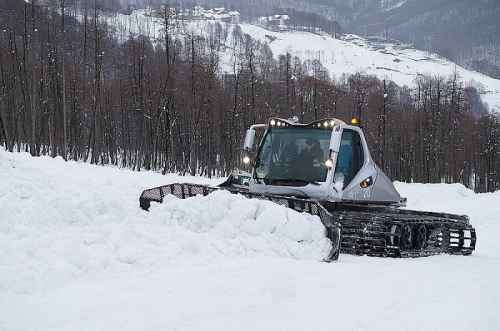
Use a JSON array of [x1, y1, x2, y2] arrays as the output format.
[[269, 119, 290, 127], [269, 118, 342, 129]]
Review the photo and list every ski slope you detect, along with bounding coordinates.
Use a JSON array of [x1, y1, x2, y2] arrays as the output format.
[[102, 9, 500, 112], [1, 149, 499, 331]]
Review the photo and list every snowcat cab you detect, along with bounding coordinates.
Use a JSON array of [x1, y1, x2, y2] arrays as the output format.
[[241, 117, 404, 206]]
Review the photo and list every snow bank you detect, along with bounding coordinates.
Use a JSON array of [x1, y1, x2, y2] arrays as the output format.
[[0, 150, 329, 295], [150, 191, 330, 261]]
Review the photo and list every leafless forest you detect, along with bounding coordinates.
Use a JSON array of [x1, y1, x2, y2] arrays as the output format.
[[0, 1, 499, 192]]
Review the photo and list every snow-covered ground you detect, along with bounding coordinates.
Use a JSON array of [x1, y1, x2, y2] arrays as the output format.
[[100, 9, 500, 112], [1, 149, 499, 331]]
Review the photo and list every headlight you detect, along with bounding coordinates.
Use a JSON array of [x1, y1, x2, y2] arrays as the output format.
[[243, 156, 251, 164], [325, 158, 334, 168], [360, 176, 373, 188]]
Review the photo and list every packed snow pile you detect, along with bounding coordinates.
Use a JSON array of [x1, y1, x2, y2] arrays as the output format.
[[150, 192, 331, 261], [1, 149, 500, 331], [0, 150, 329, 295]]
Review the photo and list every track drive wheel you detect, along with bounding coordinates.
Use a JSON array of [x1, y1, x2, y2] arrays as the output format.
[[388, 224, 401, 246], [400, 224, 413, 249], [414, 224, 428, 249]]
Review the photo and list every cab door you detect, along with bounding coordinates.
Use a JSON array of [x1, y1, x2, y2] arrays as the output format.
[[334, 128, 377, 201]]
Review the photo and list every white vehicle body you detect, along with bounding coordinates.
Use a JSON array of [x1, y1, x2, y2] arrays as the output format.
[[243, 118, 404, 205]]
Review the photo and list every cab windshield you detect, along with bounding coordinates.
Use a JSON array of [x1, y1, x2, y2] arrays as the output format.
[[254, 127, 331, 184]]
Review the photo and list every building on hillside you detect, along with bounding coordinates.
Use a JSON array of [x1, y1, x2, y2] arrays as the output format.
[[151, 6, 240, 24], [191, 6, 240, 24], [258, 14, 290, 31]]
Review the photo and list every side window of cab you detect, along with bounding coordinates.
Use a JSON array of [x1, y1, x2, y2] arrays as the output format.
[[334, 129, 364, 188]]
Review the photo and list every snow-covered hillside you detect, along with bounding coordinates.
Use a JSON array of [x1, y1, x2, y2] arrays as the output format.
[[239, 25, 500, 112], [103, 9, 500, 112], [1, 149, 499, 331]]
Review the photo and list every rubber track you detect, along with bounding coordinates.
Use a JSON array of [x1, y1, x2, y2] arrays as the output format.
[[331, 205, 476, 257]]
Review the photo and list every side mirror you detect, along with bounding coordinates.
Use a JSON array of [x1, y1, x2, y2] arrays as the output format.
[[243, 128, 256, 151], [329, 126, 342, 153]]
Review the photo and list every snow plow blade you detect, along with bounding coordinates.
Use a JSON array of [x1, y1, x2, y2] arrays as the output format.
[[139, 183, 342, 262]]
